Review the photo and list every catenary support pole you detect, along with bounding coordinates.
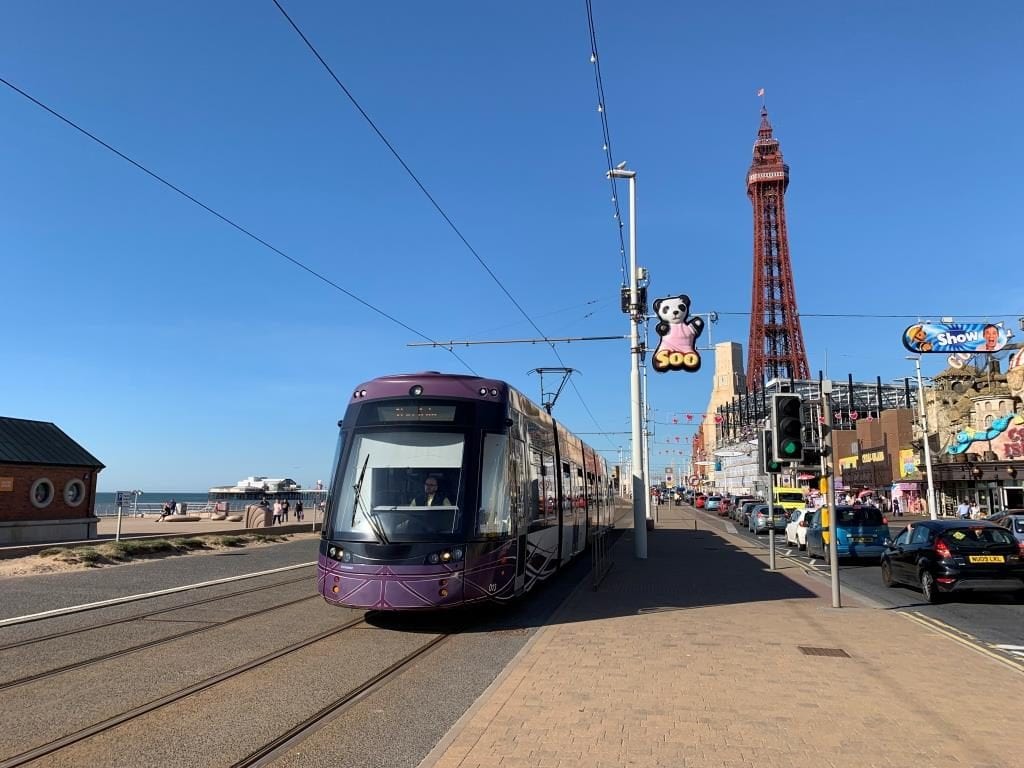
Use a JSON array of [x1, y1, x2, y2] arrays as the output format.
[[912, 356, 939, 520], [609, 166, 647, 559]]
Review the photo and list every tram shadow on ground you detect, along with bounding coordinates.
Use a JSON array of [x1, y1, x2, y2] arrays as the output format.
[[365, 525, 818, 635]]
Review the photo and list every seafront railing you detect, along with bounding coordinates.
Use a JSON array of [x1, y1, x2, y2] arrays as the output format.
[[96, 501, 225, 517]]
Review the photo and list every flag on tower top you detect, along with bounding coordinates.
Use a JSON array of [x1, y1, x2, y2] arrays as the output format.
[[757, 88, 765, 97]]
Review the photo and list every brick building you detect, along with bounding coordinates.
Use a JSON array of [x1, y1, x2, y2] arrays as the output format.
[[837, 409, 917, 502], [0, 417, 104, 544]]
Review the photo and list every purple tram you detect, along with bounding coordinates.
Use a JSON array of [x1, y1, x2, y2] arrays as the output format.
[[318, 372, 615, 611]]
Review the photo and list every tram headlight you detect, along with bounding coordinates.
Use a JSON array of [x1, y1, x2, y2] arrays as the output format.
[[328, 546, 338, 558], [341, 551, 352, 562], [428, 553, 440, 564], [489, 389, 498, 396], [440, 551, 452, 563], [478, 387, 488, 396], [452, 547, 464, 561], [410, 385, 424, 396]]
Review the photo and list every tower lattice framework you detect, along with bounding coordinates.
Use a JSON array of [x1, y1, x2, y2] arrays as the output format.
[[746, 107, 809, 385]]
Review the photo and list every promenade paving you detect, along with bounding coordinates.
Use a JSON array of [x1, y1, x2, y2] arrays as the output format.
[[420, 505, 1023, 768]]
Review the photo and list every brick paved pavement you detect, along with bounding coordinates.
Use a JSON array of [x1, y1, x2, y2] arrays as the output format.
[[420, 505, 1023, 768]]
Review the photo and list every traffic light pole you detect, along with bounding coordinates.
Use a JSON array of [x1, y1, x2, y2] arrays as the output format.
[[822, 382, 841, 608], [767, 474, 776, 571]]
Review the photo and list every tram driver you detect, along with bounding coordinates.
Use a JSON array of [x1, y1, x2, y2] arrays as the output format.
[[409, 476, 452, 507]]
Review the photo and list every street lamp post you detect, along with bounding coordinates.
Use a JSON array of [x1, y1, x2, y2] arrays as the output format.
[[609, 164, 647, 559], [908, 356, 938, 520]]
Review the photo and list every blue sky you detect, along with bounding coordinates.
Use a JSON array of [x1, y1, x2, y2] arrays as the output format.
[[3, 1, 1022, 491]]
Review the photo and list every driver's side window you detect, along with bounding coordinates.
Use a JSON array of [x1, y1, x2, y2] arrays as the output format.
[[893, 528, 910, 546], [910, 526, 931, 545]]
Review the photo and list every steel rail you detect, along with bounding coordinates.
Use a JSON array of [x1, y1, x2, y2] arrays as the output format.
[[232, 633, 455, 767], [0, 617, 367, 768], [0, 593, 321, 691], [0, 573, 313, 652]]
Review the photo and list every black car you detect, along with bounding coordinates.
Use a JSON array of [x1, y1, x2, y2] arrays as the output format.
[[880, 520, 1024, 604]]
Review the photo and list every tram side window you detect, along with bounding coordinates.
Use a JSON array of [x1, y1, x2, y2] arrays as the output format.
[[478, 433, 512, 536], [509, 438, 527, 531], [544, 456, 557, 519], [529, 452, 543, 525], [561, 462, 572, 511]]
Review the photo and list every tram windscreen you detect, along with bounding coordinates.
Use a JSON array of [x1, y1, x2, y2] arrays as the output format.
[[331, 430, 464, 542]]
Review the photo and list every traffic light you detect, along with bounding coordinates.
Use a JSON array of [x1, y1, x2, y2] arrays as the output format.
[[760, 429, 782, 474], [801, 447, 824, 466], [770, 393, 804, 463]]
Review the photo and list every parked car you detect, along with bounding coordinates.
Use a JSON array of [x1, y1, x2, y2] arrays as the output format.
[[705, 495, 723, 513], [785, 508, 814, 550], [880, 520, 1024, 604], [805, 505, 889, 563], [730, 496, 758, 522], [995, 514, 1024, 548], [748, 504, 787, 535], [730, 499, 748, 522], [985, 509, 1024, 525], [739, 501, 762, 527]]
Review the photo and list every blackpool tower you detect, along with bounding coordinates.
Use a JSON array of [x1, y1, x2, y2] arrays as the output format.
[[746, 107, 810, 385]]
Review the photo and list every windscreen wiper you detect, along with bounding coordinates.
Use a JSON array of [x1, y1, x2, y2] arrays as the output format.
[[366, 510, 390, 545], [349, 455, 389, 544], [350, 454, 370, 528]]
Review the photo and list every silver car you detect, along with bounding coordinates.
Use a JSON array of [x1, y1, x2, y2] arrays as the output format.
[[749, 504, 787, 534], [997, 514, 1024, 548]]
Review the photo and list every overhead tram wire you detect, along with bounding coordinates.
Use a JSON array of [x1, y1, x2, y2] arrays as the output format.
[[0, 76, 477, 376], [585, 0, 629, 283], [710, 310, 1021, 319], [272, 0, 617, 448]]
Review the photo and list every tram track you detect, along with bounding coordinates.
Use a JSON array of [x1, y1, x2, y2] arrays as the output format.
[[0, 593, 320, 692], [0, 618, 454, 768], [232, 632, 455, 768], [0, 572, 314, 652]]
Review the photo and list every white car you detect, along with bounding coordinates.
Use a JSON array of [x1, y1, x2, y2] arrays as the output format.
[[785, 508, 814, 550]]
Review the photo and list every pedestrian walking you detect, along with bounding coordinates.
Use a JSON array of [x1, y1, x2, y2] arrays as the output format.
[[892, 497, 901, 517], [970, 501, 980, 519], [295, 500, 304, 521], [281, 498, 290, 523], [160, 500, 172, 521], [272, 499, 283, 525], [957, 498, 971, 519]]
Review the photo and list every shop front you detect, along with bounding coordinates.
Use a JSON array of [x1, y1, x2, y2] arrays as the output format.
[[932, 459, 1024, 516]]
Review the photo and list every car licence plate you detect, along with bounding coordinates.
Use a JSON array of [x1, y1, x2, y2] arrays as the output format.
[[853, 537, 873, 543], [967, 555, 1005, 563]]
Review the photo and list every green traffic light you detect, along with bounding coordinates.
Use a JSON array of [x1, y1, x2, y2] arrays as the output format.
[[782, 440, 798, 455]]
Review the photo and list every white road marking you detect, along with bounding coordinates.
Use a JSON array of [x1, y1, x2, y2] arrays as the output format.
[[0, 561, 317, 628], [726, 522, 738, 534], [994, 644, 1024, 652]]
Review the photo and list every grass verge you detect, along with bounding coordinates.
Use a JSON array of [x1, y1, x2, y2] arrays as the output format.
[[29, 534, 292, 569]]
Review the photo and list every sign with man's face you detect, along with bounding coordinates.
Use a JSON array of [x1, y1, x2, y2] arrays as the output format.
[[902, 321, 1012, 354]]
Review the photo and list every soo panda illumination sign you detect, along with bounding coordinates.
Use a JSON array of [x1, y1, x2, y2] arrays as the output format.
[[652, 294, 704, 373], [902, 321, 1012, 354]]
